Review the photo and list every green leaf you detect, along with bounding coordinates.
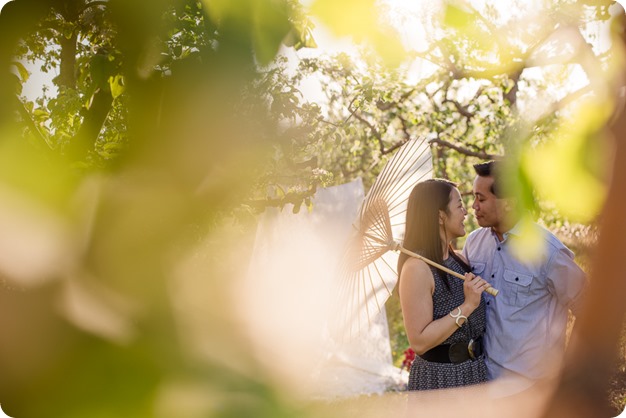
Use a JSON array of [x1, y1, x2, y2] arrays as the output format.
[[253, 0, 292, 66], [443, 4, 475, 30], [11, 61, 30, 83], [173, 44, 183, 58], [523, 99, 609, 222], [109, 75, 125, 99], [310, 0, 404, 66], [33, 108, 50, 118], [85, 92, 95, 110]]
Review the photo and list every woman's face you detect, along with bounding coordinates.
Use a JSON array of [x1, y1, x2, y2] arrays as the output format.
[[441, 187, 467, 240]]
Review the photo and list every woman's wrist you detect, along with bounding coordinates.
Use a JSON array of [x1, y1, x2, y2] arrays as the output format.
[[451, 302, 477, 326], [449, 307, 468, 327], [460, 300, 478, 314]]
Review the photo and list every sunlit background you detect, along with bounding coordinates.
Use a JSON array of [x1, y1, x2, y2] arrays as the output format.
[[0, 0, 625, 417]]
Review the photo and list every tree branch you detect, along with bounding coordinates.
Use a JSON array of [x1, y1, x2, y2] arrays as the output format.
[[443, 98, 475, 119], [348, 103, 386, 153], [246, 187, 317, 212], [429, 136, 499, 160], [376, 88, 416, 111], [383, 139, 409, 155], [67, 87, 113, 160], [17, 99, 53, 150], [397, 115, 411, 141], [407, 45, 448, 72], [531, 84, 594, 128]]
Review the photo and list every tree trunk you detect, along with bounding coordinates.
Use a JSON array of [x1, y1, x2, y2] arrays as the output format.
[[538, 7, 626, 417], [58, 32, 77, 89], [67, 87, 113, 160]]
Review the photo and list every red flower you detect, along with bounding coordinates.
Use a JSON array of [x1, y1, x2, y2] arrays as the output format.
[[401, 347, 416, 371]]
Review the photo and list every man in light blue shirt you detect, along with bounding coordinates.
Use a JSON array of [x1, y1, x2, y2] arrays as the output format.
[[462, 161, 587, 382]]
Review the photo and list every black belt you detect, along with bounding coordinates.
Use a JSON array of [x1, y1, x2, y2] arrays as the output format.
[[419, 337, 483, 364]]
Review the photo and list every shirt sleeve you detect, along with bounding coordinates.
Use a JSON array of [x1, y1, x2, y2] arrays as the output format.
[[546, 247, 588, 315]]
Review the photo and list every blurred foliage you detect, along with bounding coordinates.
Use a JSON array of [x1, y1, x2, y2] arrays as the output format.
[[0, 0, 323, 417], [311, 0, 405, 66], [0, 0, 625, 416]]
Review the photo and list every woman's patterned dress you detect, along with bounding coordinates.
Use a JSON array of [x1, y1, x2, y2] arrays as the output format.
[[407, 256, 488, 390]]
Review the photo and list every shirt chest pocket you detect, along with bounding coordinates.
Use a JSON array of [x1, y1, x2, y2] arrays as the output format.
[[503, 269, 533, 307], [471, 262, 486, 276]]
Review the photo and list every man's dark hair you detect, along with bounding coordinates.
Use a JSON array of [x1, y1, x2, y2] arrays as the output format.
[[473, 160, 505, 198]]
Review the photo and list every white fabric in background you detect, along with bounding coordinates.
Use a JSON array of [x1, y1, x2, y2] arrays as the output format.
[[240, 179, 407, 399]]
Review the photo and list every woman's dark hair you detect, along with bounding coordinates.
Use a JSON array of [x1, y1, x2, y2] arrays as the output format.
[[397, 178, 470, 290]]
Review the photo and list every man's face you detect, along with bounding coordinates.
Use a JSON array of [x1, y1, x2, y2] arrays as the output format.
[[472, 175, 504, 228]]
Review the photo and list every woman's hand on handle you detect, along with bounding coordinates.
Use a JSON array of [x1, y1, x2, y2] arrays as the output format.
[[462, 272, 489, 310]]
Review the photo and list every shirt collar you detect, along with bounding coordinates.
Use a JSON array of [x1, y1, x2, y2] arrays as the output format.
[[491, 219, 524, 242]]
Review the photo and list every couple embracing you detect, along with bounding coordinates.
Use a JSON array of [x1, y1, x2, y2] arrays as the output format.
[[399, 160, 587, 391]]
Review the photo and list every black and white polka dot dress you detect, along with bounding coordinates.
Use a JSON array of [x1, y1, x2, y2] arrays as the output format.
[[407, 256, 488, 391]]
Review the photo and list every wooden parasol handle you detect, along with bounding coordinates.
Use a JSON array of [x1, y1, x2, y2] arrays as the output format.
[[397, 246, 499, 297]]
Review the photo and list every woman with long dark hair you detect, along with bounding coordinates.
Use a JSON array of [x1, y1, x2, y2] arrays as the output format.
[[399, 179, 489, 390]]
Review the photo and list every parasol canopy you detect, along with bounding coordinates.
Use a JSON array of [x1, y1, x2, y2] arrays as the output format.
[[333, 137, 433, 338]]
